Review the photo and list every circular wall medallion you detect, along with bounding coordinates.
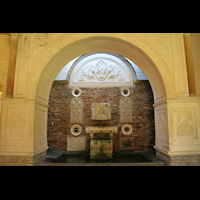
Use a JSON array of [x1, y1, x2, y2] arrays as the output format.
[[35, 33, 50, 47], [72, 88, 81, 97], [149, 33, 168, 46], [122, 124, 132, 135], [71, 124, 82, 136], [121, 87, 130, 96]]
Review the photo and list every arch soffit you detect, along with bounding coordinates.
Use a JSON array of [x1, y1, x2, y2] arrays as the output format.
[[27, 34, 176, 104]]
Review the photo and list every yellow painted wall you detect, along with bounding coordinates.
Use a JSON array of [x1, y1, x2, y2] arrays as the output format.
[[0, 33, 10, 99]]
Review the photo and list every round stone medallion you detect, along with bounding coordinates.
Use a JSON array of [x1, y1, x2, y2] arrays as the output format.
[[149, 33, 168, 46], [72, 88, 81, 97], [121, 87, 130, 97], [35, 33, 50, 47], [71, 124, 82, 136], [122, 124, 132, 135]]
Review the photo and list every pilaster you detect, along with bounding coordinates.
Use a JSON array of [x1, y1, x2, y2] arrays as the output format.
[[0, 98, 47, 165], [154, 97, 200, 165]]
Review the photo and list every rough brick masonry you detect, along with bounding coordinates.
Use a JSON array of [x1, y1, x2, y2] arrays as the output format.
[[47, 80, 155, 152]]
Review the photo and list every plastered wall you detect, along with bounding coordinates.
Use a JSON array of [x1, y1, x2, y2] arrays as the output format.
[[191, 33, 200, 97], [0, 33, 10, 99]]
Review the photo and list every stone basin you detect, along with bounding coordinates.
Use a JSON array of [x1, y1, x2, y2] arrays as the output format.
[[85, 126, 118, 159], [85, 126, 118, 139]]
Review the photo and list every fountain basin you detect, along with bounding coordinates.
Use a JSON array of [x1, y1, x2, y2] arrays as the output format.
[[90, 139, 113, 159], [85, 126, 118, 159]]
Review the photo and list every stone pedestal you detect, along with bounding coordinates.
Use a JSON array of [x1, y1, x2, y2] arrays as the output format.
[[90, 139, 113, 159], [85, 126, 118, 159]]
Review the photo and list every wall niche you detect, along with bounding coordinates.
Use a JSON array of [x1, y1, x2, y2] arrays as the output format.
[[47, 80, 155, 152]]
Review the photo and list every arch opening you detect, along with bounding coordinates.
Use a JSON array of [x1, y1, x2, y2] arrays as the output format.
[[32, 35, 172, 157], [47, 52, 155, 152]]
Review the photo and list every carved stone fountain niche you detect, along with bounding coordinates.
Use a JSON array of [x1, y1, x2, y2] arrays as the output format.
[[85, 103, 118, 159]]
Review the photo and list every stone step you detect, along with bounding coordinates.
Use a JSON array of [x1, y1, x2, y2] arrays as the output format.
[[35, 161, 165, 166]]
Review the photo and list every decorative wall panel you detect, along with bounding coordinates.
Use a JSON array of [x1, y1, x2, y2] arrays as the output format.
[[6, 108, 29, 141], [91, 103, 111, 120], [120, 97, 132, 123], [67, 137, 86, 151], [120, 137, 135, 151], [68, 53, 136, 88], [156, 109, 167, 137], [35, 110, 47, 139], [70, 97, 83, 123], [174, 108, 197, 139]]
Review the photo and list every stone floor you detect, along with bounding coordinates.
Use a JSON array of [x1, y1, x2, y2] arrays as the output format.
[[35, 150, 166, 166]]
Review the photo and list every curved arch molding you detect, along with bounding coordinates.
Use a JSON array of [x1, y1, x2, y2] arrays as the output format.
[[16, 33, 183, 105]]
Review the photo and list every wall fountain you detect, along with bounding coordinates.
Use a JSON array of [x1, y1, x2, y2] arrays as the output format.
[[85, 103, 118, 160]]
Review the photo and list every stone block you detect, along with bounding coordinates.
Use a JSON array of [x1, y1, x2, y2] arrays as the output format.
[[91, 103, 111, 120], [90, 139, 113, 159], [120, 137, 135, 151], [67, 136, 86, 151]]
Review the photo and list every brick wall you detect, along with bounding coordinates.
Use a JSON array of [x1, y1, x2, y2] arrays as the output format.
[[47, 80, 155, 152]]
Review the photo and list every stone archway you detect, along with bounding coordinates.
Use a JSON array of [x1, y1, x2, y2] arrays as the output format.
[[32, 35, 172, 160], [33, 36, 173, 106], [2, 33, 199, 166]]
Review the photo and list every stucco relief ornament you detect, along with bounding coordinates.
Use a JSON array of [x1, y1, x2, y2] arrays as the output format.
[[80, 60, 122, 81], [71, 124, 82, 136], [35, 33, 50, 47], [95, 60, 108, 81], [121, 124, 132, 135]]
